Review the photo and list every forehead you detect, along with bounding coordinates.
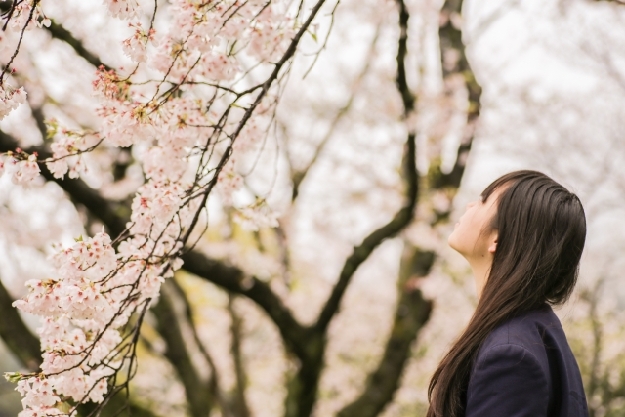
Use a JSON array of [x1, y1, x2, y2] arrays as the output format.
[[480, 179, 512, 201]]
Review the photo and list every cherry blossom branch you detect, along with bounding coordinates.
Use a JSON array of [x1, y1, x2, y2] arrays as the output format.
[[0, 0, 40, 85], [0, 273, 160, 417], [0, 206, 157, 417], [0, 126, 312, 368], [214, 0, 335, 152], [2, 1, 339, 415]]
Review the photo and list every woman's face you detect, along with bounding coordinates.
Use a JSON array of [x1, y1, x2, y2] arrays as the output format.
[[448, 187, 502, 260]]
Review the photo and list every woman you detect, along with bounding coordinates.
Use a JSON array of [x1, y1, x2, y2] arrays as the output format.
[[427, 170, 589, 417]]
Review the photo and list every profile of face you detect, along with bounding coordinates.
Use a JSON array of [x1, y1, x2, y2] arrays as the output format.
[[448, 187, 503, 263]]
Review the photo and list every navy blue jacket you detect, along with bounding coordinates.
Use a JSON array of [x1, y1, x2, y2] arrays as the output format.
[[464, 304, 589, 417]]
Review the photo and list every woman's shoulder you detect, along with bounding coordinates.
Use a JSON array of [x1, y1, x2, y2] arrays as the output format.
[[469, 304, 589, 416], [478, 304, 564, 362], [465, 307, 558, 416]]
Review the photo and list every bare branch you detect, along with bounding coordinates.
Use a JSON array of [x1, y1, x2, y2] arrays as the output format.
[[287, 25, 381, 202], [591, 0, 625, 4], [337, 246, 434, 417], [180, 250, 311, 357], [433, 0, 482, 190], [228, 295, 251, 417], [45, 20, 110, 70], [467, 0, 521, 44], [314, 0, 419, 334], [152, 281, 215, 417], [169, 278, 233, 417]]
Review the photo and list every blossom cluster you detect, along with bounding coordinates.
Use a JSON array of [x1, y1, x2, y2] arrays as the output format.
[[0, 86, 27, 120], [0, 0, 50, 121], [11, 219, 189, 416], [46, 127, 102, 179], [10, 196, 191, 417], [0, 150, 41, 185], [11, 233, 120, 415], [5, 1, 49, 31]]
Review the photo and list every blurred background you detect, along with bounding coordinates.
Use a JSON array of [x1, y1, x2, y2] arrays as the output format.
[[1, 0, 625, 416]]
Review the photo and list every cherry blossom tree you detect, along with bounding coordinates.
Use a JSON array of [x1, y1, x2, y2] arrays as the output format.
[[0, 0, 343, 415], [1, 0, 624, 416], [0, 0, 483, 415]]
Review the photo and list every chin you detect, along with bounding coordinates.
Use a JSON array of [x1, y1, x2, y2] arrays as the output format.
[[447, 230, 458, 250], [447, 230, 466, 256]]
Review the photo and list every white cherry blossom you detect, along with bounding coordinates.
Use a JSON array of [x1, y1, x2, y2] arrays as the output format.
[[0, 86, 27, 120]]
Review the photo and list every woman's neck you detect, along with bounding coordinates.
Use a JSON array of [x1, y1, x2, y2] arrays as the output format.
[[468, 257, 493, 298]]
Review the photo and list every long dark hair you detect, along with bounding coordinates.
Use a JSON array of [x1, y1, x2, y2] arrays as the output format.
[[426, 170, 587, 417]]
